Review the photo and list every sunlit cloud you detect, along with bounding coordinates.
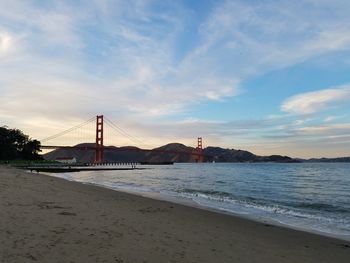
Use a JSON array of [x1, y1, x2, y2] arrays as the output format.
[[194, 0, 350, 77], [0, 0, 350, 157], [324, 115, 346, 122], [281, 85, 350, 114], [0, 30, 19, 59], [293, 123, 350, 135], [0, 31, 12, 54]]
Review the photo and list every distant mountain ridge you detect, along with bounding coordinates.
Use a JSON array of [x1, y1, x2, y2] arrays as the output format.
[[301, 157, 350, 163], [204, 147, 297, 163], [43, 142, 314, 163]]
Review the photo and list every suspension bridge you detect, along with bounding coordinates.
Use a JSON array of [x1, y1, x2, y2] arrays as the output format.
[[40, 115, 205, 164]]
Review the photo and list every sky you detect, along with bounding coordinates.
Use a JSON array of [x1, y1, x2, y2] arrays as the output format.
[[1, 0, 350, 158]]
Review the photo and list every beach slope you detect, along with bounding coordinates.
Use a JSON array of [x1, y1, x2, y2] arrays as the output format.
[[1, 166, 349, 263]]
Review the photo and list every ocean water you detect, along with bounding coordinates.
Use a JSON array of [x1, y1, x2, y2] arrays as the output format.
[[50, 163, 350, 240]]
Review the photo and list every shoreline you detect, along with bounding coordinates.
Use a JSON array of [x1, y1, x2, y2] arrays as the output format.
[[126, 189, 350, 242], [74, 179, 350, 242], [47, 169, 350, 242], [1, 165, 350, 262]]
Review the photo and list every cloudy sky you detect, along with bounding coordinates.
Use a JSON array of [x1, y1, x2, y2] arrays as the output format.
[[1, 0, 350, 158]]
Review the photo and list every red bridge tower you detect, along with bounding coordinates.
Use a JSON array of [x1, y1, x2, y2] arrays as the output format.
[[196, 137, 204, 163], [95, 115, 104, 163]]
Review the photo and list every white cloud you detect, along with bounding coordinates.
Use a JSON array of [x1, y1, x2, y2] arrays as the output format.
[[294, 123, 350, 135], [281, 85, 350, 114], [192, 0, 350, 77], [2, 0, 350, 121], [1, 1, 350, 158], [324, 115, 346, 122]]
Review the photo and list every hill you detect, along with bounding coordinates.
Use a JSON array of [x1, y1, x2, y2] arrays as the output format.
[[203, 147, 298, 163], [43, 143, 300, 163]]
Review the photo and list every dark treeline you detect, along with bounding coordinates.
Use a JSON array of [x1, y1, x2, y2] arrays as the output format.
[[0, 126, 42, 160]]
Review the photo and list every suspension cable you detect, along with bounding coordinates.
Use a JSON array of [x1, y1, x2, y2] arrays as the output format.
[[41, 116, 96, 143], [104, 117, 151, 147]]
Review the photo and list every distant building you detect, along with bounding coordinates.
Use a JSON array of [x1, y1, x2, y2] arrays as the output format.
[[55, 157, 77, 164]]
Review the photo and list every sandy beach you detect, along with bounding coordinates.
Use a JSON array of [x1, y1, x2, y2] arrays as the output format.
[[1, 166, 349, 263]]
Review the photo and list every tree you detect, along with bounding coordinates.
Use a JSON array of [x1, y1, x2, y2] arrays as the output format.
[[0, 126, 42, 160]]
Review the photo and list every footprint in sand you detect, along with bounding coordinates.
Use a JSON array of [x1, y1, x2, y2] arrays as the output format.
[[58, 211, 77, 216]]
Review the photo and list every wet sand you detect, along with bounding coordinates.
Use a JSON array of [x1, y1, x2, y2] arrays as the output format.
[[1, 165, 349, 263]]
